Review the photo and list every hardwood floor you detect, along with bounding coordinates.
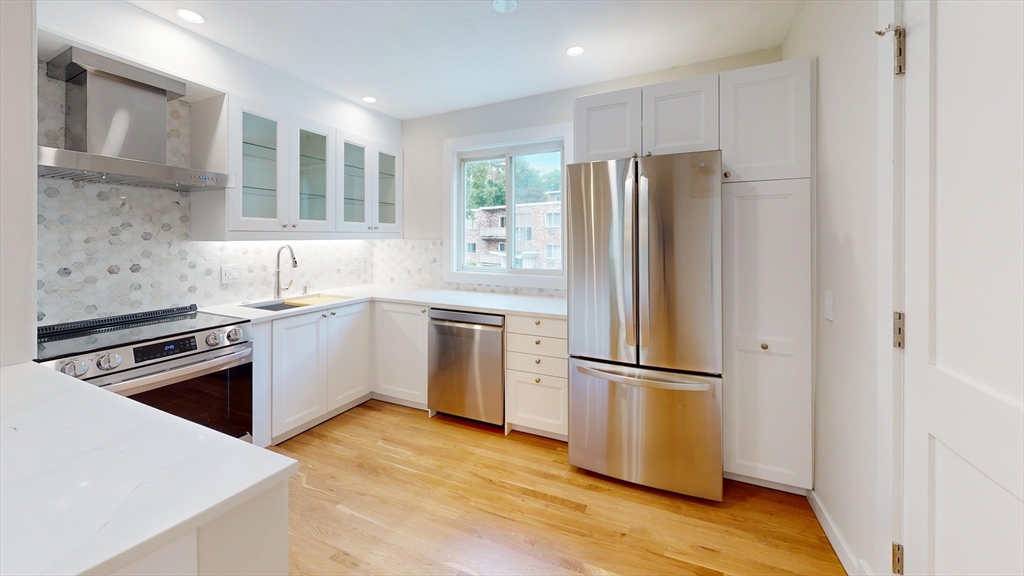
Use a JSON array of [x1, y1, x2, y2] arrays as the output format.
[[270, 400, 844, 576]]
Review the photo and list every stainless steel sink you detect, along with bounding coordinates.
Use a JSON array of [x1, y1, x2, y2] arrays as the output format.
[[245, 302, 305, 312]]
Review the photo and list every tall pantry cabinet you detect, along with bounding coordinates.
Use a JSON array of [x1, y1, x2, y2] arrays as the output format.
[[573, 59, 815, 492]]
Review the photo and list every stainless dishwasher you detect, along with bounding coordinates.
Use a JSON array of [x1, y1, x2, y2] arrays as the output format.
[[427, 309, 504, 425]]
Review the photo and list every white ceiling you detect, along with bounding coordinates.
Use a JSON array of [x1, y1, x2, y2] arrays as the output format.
[[127, 0, 803, 120]]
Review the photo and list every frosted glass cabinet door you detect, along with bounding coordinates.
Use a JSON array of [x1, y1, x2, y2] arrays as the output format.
[[229, 97, 290, 231], [337, 134, 373, 233], [292, 119, 336, 232], [374, 146, 402, 234]]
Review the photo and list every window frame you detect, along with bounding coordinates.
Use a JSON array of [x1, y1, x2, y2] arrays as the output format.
[[443, 124, 572, 290]]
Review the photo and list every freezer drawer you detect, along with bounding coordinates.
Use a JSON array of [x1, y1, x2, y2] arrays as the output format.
[[568, 358, 723, 501], [427, 310, 504, 426]]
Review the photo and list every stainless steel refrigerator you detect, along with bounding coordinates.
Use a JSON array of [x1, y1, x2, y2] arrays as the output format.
[[566, 150, 723, 501]]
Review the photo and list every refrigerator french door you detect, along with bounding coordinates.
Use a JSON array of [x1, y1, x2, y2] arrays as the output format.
[[566, 150, 723, 501]]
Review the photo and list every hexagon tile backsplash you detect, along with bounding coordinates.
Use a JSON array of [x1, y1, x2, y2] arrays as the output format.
[[37, 178, 374, 325]]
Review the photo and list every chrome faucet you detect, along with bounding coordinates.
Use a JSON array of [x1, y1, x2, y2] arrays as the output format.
[[274, 245, 298, 299]]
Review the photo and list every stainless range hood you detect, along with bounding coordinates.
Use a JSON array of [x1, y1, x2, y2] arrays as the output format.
[[38, 48, 234, 191]]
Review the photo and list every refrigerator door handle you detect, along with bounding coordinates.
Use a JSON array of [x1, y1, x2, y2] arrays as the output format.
[[575, 364, 711, 392], [637, 165, 651, 351], [623, 161, 636, 349]]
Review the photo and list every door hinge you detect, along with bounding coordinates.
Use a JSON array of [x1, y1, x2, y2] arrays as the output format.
[[876, 24, 906, 75], [893, 311, 905, 348], [892, 542, 904, 575]]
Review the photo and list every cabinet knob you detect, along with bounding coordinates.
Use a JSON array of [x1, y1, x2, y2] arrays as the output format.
[[535, 339, 541, 345], [421, 309, 426, 313], [331, 311, 336, 316], [535, 359, 541, 364], [291, 224, 297, 228], [534, 320, 541, 325], [322, 313, 328, 318], [644, 152, 652, 157], [374, 226, 379, 230], [281, 224, 287, 228], [724, 171, 732, 179], [535, 378, 541, 383], [761, 343, 769, 350]]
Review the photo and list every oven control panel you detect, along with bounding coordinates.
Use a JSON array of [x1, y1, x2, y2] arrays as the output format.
[[134, 336, 198, 363]]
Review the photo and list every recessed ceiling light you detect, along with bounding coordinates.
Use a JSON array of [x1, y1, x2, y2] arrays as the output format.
[[493, 0, 518, 14], [566, 46, 585, 57], [175, 8, 205, 24], [362, 96, 377, 104]]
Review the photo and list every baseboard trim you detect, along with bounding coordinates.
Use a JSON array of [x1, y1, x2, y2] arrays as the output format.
[[723, 472, 808, 495], [271, 393, 372, 445], [807, 490, 862, 575], [507, 423, 567, 442], [370, 392, 427, 411]]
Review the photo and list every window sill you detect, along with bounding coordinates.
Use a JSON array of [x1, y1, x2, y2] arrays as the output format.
[[443, 269, 566, 291]]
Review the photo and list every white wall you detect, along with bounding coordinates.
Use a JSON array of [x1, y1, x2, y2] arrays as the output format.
[[401, 48, 781, 239], [0, 0, 38, 367], [782, 2, 885, 574], [36, 1, 401, 147]]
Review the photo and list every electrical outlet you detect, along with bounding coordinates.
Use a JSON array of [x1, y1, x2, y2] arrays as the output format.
[[824, 291, 834, 322], [221, 264, 241, 285]]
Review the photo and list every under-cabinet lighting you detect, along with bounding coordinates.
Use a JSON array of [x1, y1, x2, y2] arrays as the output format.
[[176, 8, 205, 24]]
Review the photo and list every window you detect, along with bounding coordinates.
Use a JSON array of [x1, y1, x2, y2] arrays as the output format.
[[546, 244, 561, 260], [444, 123, 571, 289]]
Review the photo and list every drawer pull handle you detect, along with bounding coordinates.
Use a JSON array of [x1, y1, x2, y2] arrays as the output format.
[[535, 320, 541, 325], [535, 359, 541, 364], [535, 378, 541, 383], [761, 343, 769, 350], [535, 339, 541, 345]]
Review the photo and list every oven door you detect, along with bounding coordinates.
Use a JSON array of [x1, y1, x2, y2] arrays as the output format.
[[95, 344, 253, 441]]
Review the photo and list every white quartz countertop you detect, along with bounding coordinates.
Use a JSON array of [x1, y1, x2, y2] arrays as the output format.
[[203, 283, 568, 324], [0, 362, 297, 576]]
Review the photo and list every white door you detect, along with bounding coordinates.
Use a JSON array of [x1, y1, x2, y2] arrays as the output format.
[[373, 144, 402, 234], [336, 132, 374, 233], [291, 117, 336, 232], [327, 303, 371, 410], [573, 87, 642, 163], [642, 74, 719, 156], [722, 179, 812, 489], [902, 2, 1024, 574], [720, 59, 812, 183], [272, 311, 328, 437], [373, 302, 428, 406]]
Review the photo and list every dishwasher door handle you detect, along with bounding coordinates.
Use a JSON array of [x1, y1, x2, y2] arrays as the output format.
[[427, 308, 504, 326], [429, 319, 504, 332]]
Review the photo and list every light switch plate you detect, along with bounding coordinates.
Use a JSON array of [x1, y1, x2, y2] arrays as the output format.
[[221, 264, 241, 285], [824, 291, 834, 322]]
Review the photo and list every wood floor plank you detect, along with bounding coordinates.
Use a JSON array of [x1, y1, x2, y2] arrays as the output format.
[[271, 400, 845, 576]]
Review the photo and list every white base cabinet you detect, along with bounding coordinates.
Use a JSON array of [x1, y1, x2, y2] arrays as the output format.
[[504, 315, 569, 439], [271, 303, 371, 439], [372, 302, 429, 407], [722, 178, 813, 489]]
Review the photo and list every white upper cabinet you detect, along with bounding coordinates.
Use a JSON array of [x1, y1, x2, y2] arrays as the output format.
[[229, 97, 290, 232], [336, 132, 402, 235], [642, 74, 719, 156], [722, 178, 812, 489], [291, 118, 336, 232], [574, 87, 642, 163], [720, 59, 812, 182]]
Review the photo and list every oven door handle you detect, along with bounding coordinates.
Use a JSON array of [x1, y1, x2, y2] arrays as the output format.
[[103, 346, 253, 397]]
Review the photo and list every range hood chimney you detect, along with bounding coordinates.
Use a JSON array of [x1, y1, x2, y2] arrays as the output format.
[[38, 48, 234, 191]]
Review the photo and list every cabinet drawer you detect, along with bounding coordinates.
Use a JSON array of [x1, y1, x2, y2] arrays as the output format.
[[507, 333, 567, 358], [506, 369, 568, 436], [507, 351, 568, 379], [506, 315, 567, 339]]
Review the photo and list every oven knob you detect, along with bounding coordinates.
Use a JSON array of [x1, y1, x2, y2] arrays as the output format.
[[206, 331, 226, 346], [61, 359, 89, 378], [97, 353, 123, 371], [225, 327, 243, 342]]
